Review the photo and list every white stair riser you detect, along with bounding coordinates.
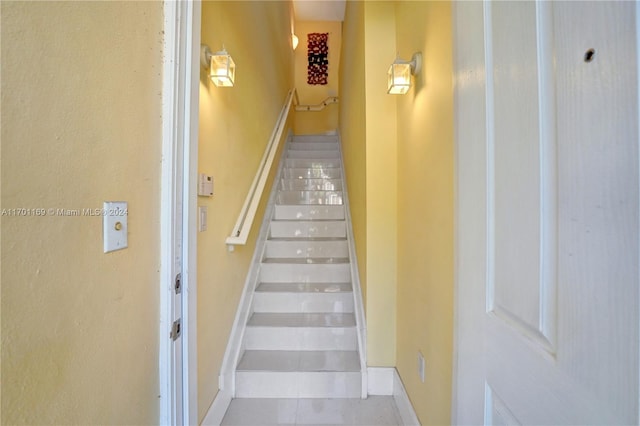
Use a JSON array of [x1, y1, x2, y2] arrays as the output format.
[[287, 150, 340, 159], [277, 190, 343, 206], [280, 179, 343, 191], [243, 327, 357, 350], [291, 135, 339, 144], [285, 159, 341, 169], [270, 221, 346, 238], [260, 263, 350, 283], [282, 168, 342, 180], [235, 371, 361, 398], [273, 205, 344, 220], [253, 292, 354, 313], [265, 240, 348, 258], [288, 142, 339, 151]]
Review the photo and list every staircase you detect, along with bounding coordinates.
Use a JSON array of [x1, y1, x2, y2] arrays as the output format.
[[234, 134, 363, 398]]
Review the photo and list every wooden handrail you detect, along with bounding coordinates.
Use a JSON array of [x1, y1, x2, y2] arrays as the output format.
[[225, 88, 296, 250]]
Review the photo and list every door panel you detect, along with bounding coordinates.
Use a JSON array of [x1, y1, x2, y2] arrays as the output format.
[[487, 0, 557, 353], [454, 1, 639, 424]]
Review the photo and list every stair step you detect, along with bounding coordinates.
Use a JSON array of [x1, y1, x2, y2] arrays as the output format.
[[256, 282, 352, 293], [287, 150, 340, 159], [283, 168, 342, 179], [273, 204, 344, 220], [284, 158, 341, 169], [280, 178, 343, 191], [244, 325, 357, 351], [280, 179, 342, 191], [248, 312, 356, 327], [235, 371, 361, 398], [253, 290, 354, 313], [265, 239, 348, 258], [237, 350, 360, 372], [259, 262, 350, 283], [289, 142, 339, 151], [292, 135, 339, 143], [276, 190, 343, 206], [262, 257, 349, 264], [270, 220, 346, 238]]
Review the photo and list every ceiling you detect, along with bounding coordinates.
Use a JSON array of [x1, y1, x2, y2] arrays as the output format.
[[293, 0, 346, 22]]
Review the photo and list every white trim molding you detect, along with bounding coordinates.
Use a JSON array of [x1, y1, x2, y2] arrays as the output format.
[[393, 369, 421, 426], [160, 1, 200, 424], [367, 367, 420, 425], [367, 367, 394, 395], [200, 390, 232, 426]]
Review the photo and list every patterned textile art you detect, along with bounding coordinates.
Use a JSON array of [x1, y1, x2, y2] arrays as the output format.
[[307, 33, 329, 85]]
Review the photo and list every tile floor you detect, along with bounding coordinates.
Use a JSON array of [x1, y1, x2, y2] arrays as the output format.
[[221, 397, 404, 425]]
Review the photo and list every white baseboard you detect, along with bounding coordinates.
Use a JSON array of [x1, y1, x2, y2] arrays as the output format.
[[367, 367, 420, 425], [200, 389, 232, 426], [367, 367, 394, 395], [393, 370, 421, 426]]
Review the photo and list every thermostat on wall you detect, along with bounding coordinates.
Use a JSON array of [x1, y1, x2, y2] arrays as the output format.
[[198, 174, 214, 197]]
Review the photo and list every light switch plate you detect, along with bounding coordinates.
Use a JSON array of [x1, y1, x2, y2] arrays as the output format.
[[103, 201, 128, 253], [198, 206, 207, 232]]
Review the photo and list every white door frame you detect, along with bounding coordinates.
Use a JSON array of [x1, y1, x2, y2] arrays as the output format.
[[161, 1, 201, 425]]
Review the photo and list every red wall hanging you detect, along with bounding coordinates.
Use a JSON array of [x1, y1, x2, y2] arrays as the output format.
[[307, 33, 329, 85]]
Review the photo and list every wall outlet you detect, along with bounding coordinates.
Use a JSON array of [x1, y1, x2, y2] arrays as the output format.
[[418, 351, 425, 383]]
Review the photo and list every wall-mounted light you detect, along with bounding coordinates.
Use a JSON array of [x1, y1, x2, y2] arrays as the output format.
[[292, 34, 299, 51], [387, 52, 422, 95], [201, 45, 235, 87]]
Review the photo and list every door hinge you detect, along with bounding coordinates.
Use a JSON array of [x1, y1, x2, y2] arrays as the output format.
[[170, 318, 181, 341], [174, 273, 182, 294]]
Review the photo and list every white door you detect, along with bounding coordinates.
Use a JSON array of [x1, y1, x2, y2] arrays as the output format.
[[454, 1, 639, 424]]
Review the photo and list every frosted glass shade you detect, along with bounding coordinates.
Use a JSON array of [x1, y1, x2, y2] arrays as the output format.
[[210, 51, 235, 87], [387, 62, 412, 95]]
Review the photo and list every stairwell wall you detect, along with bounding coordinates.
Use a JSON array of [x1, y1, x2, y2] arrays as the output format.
[[198, 1, 294, 422], [340, 1, 455, 424], [294, 20, 342, 135], [340, 1, 398, 368], [1, 2, 163, 424], [394, 2, 454, 424], [339, 0, 368, 319]]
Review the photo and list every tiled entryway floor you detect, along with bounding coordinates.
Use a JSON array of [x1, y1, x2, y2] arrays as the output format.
[[221, 396, 404, 425]]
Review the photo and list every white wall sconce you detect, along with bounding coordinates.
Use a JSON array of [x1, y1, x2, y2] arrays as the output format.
[[292, 34, 299, 51], [387, 52, 422, 95], [201, 45, 235, 87]]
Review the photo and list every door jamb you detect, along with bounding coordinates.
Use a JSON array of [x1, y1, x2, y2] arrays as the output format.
[[160, 1, 201, 425]]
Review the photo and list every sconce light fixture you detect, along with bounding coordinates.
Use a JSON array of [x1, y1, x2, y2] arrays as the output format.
[[292, 34, 299, 51], [201, 45, 235, 87], [387, 52, 422, 95]]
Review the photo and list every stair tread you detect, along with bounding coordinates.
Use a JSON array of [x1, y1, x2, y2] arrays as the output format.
[[267, 237, 347, 242], [237, 350, 360, 372], [271, 219, 345, 223], [262, 257, 349, 264], [248, 312, 356, 327], [257, 282, 352, 293], [278, 189, 344, 193]]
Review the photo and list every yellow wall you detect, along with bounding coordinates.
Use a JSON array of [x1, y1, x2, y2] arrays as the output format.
[[339, 1, 367, 305], [294, 20, 341, 134], [394, 1, 454, 424], [1, 2, 163, 424], [340, 0, 398, 369], [340, 1, 455, 423], [198, 1, 294, 422], [362, 2, 398, 367]]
